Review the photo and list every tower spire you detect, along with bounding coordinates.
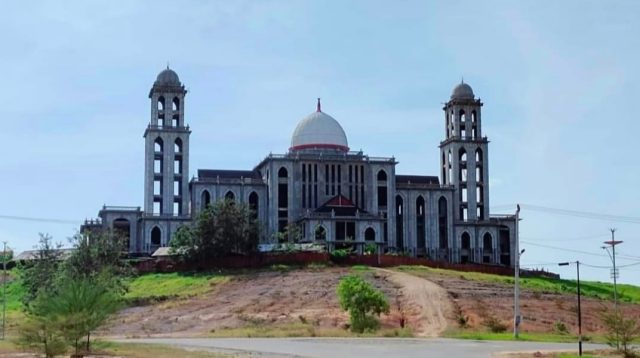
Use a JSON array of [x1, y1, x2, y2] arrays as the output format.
[[317, 98, 321, 112]]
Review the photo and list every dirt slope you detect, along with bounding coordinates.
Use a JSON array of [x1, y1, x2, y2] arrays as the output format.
[[102, 267, 452, 338], [377, 268, 453, 337]]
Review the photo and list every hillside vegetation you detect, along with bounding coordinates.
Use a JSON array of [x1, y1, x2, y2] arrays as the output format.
[[395, 265, 640, 304]]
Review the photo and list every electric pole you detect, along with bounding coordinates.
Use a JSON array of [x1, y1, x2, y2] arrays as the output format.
[[603, 229, 622, 350], [514, 204, 523, 338], [2, 241, 6, 341]]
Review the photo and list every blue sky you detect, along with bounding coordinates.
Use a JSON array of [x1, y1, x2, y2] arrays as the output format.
[[1, 1, 639, 284]]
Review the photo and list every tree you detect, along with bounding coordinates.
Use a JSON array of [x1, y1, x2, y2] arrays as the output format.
[[601, 309, 640, 357], [337, 275, 390, 333], [19, 234, 63, 309], [63, 230, 130, 296], [170, 199, 260, 263]]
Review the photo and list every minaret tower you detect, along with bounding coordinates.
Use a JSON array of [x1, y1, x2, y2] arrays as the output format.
[[144, 67, 190, 217], [440, 81, 489, 221]]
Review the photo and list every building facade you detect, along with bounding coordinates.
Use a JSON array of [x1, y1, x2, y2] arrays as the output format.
[[82, 68, 517, 266]]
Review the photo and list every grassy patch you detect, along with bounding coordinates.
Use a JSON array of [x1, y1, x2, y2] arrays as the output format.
[[209, 322, 412, 338], [351, 265, 372, 272], [395, 265, 640, 304], [125, 272, 229, 303]]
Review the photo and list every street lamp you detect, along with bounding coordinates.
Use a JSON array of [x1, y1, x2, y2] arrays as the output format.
[[559, 261, 582, 356]]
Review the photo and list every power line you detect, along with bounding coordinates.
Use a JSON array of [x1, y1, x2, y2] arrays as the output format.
[[0, 214, 79, 225], [520, 204, 640, 224], [520, 233, 609, 242], [520, 240, 640, 262]]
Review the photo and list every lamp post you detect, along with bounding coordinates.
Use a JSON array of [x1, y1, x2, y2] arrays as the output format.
[[559, 261, 582, 356]]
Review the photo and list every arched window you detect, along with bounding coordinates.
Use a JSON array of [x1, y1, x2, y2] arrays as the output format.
[[278, 167, 288, 178], [471, 110, 477, 124], [475, 148, 483, 163], [174, 138, 182, 153], [483, 232, 493, 263], [395, 195, 404, 250], [157, 96, 165, 111], [172, 97, 180, 111], [438, 196, 448, 249], [201, 190, 211, 208], [459, 148, 467, 162], [364, 227, 375, 241], [315, 226, 326, 241], [225, 190, 235, 201], [483, 232, 493, 250], [154, 137, 163, 153], [151, 226, 161, 246], [416, 196, 426, 249], [461, 232, 471, 249], [377, 170, 388, 207], [459, 109, 466, 123], [113, 218, 131, 251], [249, 191, 259, 219]]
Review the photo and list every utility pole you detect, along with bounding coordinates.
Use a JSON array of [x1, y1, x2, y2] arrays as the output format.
[[2, 241, 6, 341], [603, 230, 622, 350], [559, 261, 582, 356], [514, 204, 523, 338]]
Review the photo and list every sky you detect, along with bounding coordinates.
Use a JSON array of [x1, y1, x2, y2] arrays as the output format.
[[1, 1, 639, 285]]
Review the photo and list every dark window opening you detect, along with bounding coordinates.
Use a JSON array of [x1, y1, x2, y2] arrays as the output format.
[[395, 195, 404, 250], [416, 196, 426, 249], [151, 226, 161, 246], [365, 228, 375, 241], [438, 196, 448, 249]]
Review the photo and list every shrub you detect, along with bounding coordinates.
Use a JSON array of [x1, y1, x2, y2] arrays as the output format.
[[457, 313, 470, 328], [554, 320, 569, 335], [364, 243, 377, 255], [330, 249, 351, 262], [337, 275, 389, 333], [482, 315, 507, 333]]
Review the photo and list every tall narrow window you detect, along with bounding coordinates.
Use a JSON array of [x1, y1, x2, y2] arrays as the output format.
[[201, 190, 211, 208], [377, 170, 388, 207], [249, 192, 259, 220], [278, 167, 288, 233], [157, 96, 165, 111], [416, 196, 426, 250], [174, 159, 181, 174], [172, 97, 180, 111], [438, 197, 448, 249], [154, 137, 163, 153], [151, 226, 161, 246], [174, 138, 182, 153], [395, 195, 404, 250]]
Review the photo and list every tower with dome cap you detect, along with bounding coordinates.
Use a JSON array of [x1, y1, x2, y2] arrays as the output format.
[[142, 67, 191, 247]]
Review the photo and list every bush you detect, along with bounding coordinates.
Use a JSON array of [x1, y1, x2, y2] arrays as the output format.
[[330, 249, 351, 262], [482, 315, 507, 333], [364, 243, 377, 255], [337, 275, 389, 333], [554, 320, 569, 335]]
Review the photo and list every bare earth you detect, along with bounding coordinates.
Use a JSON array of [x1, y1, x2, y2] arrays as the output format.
[[406, 269, 640, 335], [377, 268, 453, 337], [101, 267, 453, 338]]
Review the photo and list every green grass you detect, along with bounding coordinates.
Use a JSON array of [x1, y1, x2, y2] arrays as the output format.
[[125, 271, 229, 302], [395, 265, 640, 304], [208, 322, 413, 338], [445, 329, 590, 343]]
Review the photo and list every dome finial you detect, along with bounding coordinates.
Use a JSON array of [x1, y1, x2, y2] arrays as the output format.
[[461, 76, 464, 84], [317, 98, 321, 112]]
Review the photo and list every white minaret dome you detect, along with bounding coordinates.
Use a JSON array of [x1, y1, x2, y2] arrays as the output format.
[[290, 99, 349, 152]]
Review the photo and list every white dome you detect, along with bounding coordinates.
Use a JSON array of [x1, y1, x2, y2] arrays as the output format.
[[290, 101, 349, 152]]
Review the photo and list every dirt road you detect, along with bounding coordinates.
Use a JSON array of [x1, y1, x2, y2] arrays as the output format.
[[376, 268, 453, 337]]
